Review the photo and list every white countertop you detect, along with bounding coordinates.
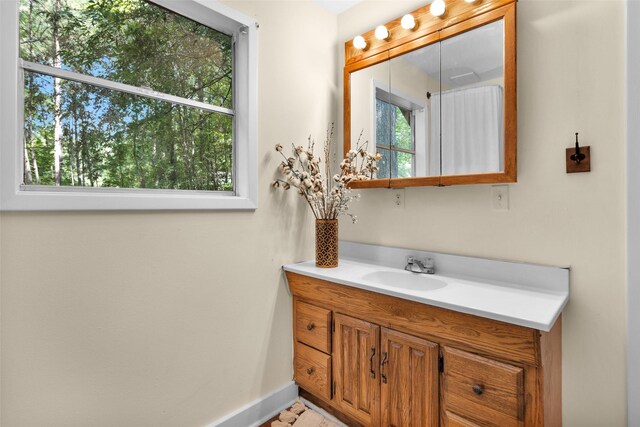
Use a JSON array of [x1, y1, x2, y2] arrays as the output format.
[[283, 255, 569, 332]]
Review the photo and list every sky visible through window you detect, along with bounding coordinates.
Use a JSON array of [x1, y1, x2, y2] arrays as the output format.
[[20, 0, 234, 191]]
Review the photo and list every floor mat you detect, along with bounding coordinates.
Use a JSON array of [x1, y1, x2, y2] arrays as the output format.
[[270, 401, 340, 427]]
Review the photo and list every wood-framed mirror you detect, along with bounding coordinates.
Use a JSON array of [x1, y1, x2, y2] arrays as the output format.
[[344, 0, 516, 188]]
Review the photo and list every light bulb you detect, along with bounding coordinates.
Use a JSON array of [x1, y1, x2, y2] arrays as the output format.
[[401, 14, 416, 30], [430, 0, 446, 17], [375, 25, 389, 40], [353, 35, 367, 50], [465, 0, 479, 3]]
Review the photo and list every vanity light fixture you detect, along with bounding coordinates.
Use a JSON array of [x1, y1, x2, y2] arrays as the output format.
[[401, 14, 416, 30], [430, 0, 446, 17], [375, 25, 390, 40], [353, 35, 367, 50]]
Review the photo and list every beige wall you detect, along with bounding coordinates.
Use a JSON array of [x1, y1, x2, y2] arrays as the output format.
[[350, 60, 388, 147], [0, 1, 628, 426], [340, 1, 627, 425], [0, 1, 337, 426]]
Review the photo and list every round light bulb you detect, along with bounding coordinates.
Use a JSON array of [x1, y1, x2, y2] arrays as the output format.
[[430, 0, 446, 17], [353, 35, 367, 50], [401, 14, 416, 30], [464, 0, 479, 2], [375, 25, 389, 40]]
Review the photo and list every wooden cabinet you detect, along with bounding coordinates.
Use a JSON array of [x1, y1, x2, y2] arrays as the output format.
[[333, 314, 380, 426], [443, 411, 484, 427], [294, 341, 332, 400], [442, 347, 524, 427], [380, 328, 439, 427], [288, 272, 562, 427], [293, 299, 333, 402], [296, 300, 332, 353], [323, 311, 440, 427]]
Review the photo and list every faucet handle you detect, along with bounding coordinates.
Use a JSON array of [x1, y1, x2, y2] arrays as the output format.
[[406, 255, 415, 264]]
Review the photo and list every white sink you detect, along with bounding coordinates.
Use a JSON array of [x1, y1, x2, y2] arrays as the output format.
[[284, 249, 570, 331], [362, 270, 447, 291]]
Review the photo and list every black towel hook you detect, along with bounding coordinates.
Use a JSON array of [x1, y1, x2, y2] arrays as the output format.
[[570, 132, 586, 164]]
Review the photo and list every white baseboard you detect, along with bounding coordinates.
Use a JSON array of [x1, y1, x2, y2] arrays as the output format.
[[209, 381, 299, 427]]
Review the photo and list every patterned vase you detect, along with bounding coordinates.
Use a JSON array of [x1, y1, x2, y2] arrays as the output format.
[[315, 219, 338, 268]]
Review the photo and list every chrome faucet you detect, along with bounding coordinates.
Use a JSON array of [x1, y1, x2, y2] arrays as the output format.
[[405, 256, 435, 274]]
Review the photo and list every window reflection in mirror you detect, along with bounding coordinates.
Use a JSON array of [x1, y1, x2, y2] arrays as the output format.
[[387, 42, 440, 179], [375, 89, 416, 178]]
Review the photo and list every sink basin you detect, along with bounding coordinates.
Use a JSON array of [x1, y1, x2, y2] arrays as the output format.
[[362, 270, 447, 291]]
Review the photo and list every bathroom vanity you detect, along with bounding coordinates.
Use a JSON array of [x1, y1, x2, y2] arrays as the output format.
[[283, 242, 568, 427]]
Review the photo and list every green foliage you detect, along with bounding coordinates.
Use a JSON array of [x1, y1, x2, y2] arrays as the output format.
[[394, 106, 413, 178], [374, 98, 414, 179], [21, 0, 234, 191]]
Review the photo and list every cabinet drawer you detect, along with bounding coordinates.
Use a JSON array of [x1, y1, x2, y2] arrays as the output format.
[[294, 342, 332, 400], [443, 347, 524, 427], [295, 300, 331, 353], [443, 411, 483, 427]]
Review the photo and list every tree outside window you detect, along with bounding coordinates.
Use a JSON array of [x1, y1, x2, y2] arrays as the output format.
[[20, 0, 235, 192], [375, 97, 415, 179]]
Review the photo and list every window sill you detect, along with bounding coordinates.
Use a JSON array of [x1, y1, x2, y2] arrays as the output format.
[[0, 188, 257, 211]]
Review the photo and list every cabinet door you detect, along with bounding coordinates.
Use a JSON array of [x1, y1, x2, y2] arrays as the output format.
[[380, 328, 439, 427], [333, 313, 380, 426]]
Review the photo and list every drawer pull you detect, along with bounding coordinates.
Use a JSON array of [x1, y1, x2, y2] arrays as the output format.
[[472, 384, 484, 395], [306, 367, 314, 375], [306, 322, 315, 331]]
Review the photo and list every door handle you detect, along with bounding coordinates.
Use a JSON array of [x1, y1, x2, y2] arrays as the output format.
[[369, 347, 376, 379], [380, 351, 388, 384]]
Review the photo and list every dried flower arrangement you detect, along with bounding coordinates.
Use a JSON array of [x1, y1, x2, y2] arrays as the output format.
[[271, 124, 381, 223]]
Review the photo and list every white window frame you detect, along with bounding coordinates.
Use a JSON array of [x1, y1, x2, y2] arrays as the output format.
[[371, 79, 426, 177], [628, 1, 640, 424], [0, 0, 258, 210]]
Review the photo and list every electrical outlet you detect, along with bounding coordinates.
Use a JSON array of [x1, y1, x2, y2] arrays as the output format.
[[392, 189, 405, 209], [491, 185, 509, 211]]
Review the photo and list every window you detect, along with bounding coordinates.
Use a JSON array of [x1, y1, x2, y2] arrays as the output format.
[[374, 86, 425, 179], [375, 97, 415, 179], [0, 0, 257, 210]]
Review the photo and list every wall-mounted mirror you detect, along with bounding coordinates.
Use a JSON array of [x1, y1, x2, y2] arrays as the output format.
[[344, 0, 516, 188]]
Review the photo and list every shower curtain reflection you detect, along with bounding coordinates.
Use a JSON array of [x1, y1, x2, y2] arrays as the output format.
[[431, 85, 504, 175]]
